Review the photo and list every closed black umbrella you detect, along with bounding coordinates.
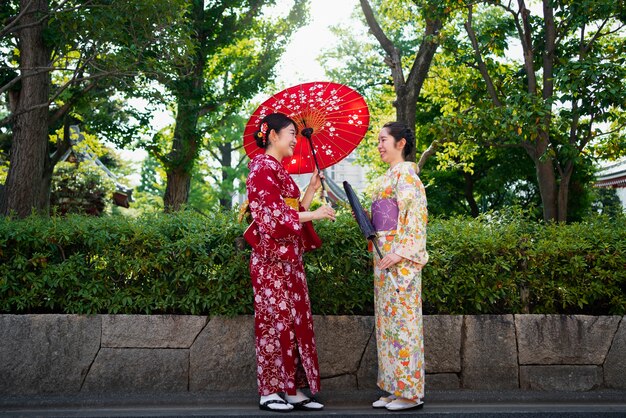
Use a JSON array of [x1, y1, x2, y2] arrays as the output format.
[[343, 181, 399, 292]]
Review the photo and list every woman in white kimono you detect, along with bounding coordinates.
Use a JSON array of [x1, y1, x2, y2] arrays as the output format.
[[369, 122, 429, 411]]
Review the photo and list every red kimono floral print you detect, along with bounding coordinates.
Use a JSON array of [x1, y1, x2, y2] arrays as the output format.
[[246, 154, 321, 396]]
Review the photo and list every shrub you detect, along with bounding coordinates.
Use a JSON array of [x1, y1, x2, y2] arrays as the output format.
[[0, 210, 624, 315], [50, 162, 115, 216]]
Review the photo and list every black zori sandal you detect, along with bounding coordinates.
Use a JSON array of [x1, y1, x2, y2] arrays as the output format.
[[289, 397, 324, 411], [259, 398, 294, 412]]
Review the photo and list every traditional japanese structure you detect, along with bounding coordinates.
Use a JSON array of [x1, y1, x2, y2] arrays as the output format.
[[595, 159, 626, 210]]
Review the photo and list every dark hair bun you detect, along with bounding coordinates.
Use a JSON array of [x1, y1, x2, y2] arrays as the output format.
[[254, 130, 265, 148], [383, 121, 415, 159]]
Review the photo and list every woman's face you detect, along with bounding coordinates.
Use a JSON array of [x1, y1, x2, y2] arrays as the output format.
[[270, 123, 298, 158], [377, 127, 404, 165]]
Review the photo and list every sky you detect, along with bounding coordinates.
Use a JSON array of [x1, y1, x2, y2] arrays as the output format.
[[273, 0, 360, 86]]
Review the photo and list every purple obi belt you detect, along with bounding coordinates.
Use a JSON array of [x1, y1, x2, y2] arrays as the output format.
[[371, 198, 399, 231]]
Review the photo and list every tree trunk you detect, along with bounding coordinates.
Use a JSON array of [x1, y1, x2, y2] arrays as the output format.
[[534, 159, 557, 221], [395, 88, 417, 157], [219, 142, 233, 210], [527, 133, 558, 222], [1, 0, 50, 217], [359, 0, 442, 163], [163, 99, 201, 212], [556, 162, 574, 222], [162, 0, 206, 212], [394, 18, 442, 163], [164, 168, 192, 212], [463, 171, 480, 218]]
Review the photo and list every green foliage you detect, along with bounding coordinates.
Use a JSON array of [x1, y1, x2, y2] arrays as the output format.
[[0, 210, 624, 316], [424, 209, 626, 315], [0, 211, 252, 315], [321, 0, 626, 222]]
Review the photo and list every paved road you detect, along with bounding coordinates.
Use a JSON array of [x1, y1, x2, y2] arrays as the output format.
[[1, 390, 625, 417]]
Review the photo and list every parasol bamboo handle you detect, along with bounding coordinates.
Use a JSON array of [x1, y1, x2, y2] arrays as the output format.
[[371, 239, 400, 293]]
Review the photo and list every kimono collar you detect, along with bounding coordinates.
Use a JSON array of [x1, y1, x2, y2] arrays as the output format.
[[249, 153, 281, 169], [389, 161, 417, 175]]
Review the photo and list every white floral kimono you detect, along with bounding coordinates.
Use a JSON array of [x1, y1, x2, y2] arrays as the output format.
[[371, 161, 428, 400]]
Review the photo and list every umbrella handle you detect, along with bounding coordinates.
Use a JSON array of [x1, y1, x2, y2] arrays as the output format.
[[302, 127, 332, 206], [371, 239, 400, 293]]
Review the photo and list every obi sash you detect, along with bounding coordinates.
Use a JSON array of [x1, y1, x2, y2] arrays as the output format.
[[371, 198, 399, 231], [242, 197, 322, 252]]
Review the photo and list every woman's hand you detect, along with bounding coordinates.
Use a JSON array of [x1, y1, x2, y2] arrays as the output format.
[[378, 253, 403, 270], [308, 168, 324, 191], [313, 204, 336, 221]]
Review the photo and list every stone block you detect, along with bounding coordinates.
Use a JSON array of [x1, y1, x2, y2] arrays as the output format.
[[321, 374, 358, 390], [82, 348, 188, 392], [426, 373, 460, 389], [461, 315, 518, 389], [516, 315, 620, 365], [102, 314, 207, 348], [604, 316, 626, 389], [0, 314, 101, 395], [424, 315, 462, 373], [314, 315, 374, 377], [190, 316, 257, 391], [356, 330, 378, 389], [520, 365, 603, 391]]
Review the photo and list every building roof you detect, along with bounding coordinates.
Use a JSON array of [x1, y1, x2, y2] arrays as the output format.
[[596, 158, 626, 188]]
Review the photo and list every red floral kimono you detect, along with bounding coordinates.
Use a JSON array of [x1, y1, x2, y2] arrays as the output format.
[[246, 154, 321, 396]]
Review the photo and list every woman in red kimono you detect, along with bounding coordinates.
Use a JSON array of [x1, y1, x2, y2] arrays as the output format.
[[246, 112, 335, 412]]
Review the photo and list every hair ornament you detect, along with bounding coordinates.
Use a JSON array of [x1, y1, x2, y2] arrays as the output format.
[[260, 122, 268, 135]]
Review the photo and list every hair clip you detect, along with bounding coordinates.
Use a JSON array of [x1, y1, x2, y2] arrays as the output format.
[[260, 122, 268, 134]]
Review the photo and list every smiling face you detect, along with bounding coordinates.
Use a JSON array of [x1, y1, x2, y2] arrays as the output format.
[[377, 127, 405, 165], [268, 122, 298, 160]]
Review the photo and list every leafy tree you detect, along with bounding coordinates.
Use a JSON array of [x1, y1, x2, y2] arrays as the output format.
[[137, 154, 161, 196], [144, 0, 307, 212], [323, 0, 626, 222], [202, 113, 249, 210], [0, 0, 187, 217], [436, 0, 626, 221], [592, 187, 624, 218], [357, 0, 464, 163]]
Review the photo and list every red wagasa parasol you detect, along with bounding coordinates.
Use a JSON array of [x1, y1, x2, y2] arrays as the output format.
[[243, 81, 370, 176]]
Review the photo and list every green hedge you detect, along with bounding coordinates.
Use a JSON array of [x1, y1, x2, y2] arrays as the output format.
[[0, 211, 624, 315]]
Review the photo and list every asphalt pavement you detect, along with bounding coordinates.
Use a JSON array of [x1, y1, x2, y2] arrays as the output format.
[[1, 389, 625, 417]]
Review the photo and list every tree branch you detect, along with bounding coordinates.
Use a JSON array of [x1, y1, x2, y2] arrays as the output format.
[[359, 0, 397, 57], [542, 0, 556, 100], [49, 121, 73, 166], [207, 148, 220, 161], [518, 0, 538, 94], [235, 152, 248, 168], [417, 140, 438, 172], [405, 16, 442, 97], [582, 18, 610, 55], [464, 4, 502, 106], [0, 0, 36, 38], [359, 0, 405, 87], [0, 70, 130, 128]]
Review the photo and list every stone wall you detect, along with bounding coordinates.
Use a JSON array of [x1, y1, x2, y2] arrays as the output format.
[[0, 314, 624, 395]]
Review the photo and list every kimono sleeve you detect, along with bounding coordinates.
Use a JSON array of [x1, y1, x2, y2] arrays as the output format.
[[247, 163, 302, 240], [391, 166, 429, 266]]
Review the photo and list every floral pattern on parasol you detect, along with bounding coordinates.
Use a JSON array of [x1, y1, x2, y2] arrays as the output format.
[[243, 81, 370, 174]]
